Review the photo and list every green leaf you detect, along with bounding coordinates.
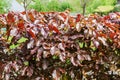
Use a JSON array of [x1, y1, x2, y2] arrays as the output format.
[[17, 37, 28, 43], [24, 61, 29, 66], [79, 42, 84, 48], [10, 44, 15, 49], [52, 55, 58, 59], [8, 36, 13, 42], [85, 42, 87, 47], [91, 47, 96, 51], [95, 5, 114, 13], [61, 74, 72, 80], [90, 41, 96, 51], [66, 59, 71, 65], [10, 44, 20, 49]]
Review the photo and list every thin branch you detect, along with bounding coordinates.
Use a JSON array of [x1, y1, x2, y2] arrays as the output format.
[[26, 0, 32, 8]]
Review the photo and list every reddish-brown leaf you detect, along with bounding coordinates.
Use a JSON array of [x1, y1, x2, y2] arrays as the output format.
[[21, 11, 26, 15], [52, 26, 60, 34], [76, 14, 81, 22], [109, 32, 116, 39], [48, 24, 60, 34], [59, 12, 67, 20], [17, 20, 24, 30], [28, 12, 35, 22], [68, 17, 75, 27], [104, 22, 115, 30], [0, 62, 4, 79], [99, 33, 107, 38], [28, 29, 36, 39], [103, 15, 110, 20], [7, 12, 14, 24]]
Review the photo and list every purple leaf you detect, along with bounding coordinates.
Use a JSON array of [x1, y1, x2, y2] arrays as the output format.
[[93, 40, 100, 48], [11, 61, 19, 71], [4, 62, 12, 73], [50, 46, 56, 55], [42, 43, 51, 50], [30, 46, 38, 54], [76, 22, 81, 32], [43, 51, 50, 58], [26, 67, 33, 77], [36, 40, 41, 47], [97, 24, 104, 31], [35, 77, 41, 80], [36, 48, 43, 61], [5, 74, 10, 80], [41, 28, 48, 38], [27, 40, 34, 49], [98, 37, 108, 46], [52, 70, 60, 80], [58, 43, 65, 51], [59, 52, 66, 62], [70, 34, 84, 40], [83, 54, 91, 61], [77, 54, 84, 61], [42, 60, 48, 70], [10, 28, 18, 36], [70, 71, 75, 79], [70, 57, 78, 66], [22, 67, 27, 76]]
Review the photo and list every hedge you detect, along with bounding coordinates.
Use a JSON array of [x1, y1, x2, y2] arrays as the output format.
[[0, 10, 120, 80]]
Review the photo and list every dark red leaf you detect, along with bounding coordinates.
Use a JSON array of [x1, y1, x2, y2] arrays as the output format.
[[7, 12, 15, 24], [21, 11, 26, 15], [103, 15, 110, 20], [76, 14, 81, 22], [59, 12, 67, 20], [109, 32, 116, 39], [48, 24, 60, 34], [28, 12, 35, 22], [17, 20, 24, 30], [68, 17, 75, 27], [28, 29, 36, 39], [52, 26, 60, 34]]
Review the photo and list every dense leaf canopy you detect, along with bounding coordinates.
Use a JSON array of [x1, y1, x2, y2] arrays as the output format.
[[0, 10, 120, 80]]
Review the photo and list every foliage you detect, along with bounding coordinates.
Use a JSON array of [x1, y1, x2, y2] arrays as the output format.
[[0, 10, 120, 80], [29, 0, 45, 11], [95, 5, 114, 13], [0, 0, 10, 14], [86, 0, 117, 13], [46, 0, 60, 11], [29, 0, 72, 12], [113, 4, 120, 12], [65, 0, 81, 12], [59, 1, 72, 12], [28, 0, 117, 14]]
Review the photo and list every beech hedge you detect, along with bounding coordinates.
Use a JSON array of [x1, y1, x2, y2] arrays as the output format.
[[0, 10, 120, 80]]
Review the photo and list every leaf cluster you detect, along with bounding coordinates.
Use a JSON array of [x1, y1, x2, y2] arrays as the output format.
[[0, 10, 120, 80]]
